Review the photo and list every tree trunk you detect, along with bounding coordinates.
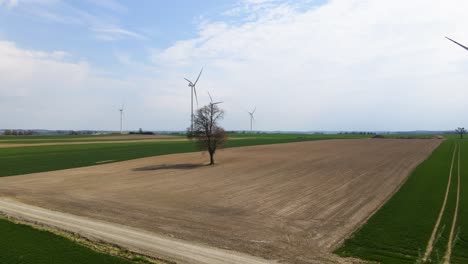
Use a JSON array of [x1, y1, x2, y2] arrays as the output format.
[[209, 151, 214, 165]]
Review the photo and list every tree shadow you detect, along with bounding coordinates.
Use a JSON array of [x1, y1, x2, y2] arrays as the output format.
[[133, 163, 207, 171]]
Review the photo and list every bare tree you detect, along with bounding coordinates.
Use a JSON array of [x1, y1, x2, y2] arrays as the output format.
[[456, 127, 466, 139], [190, 103, 227, 165]]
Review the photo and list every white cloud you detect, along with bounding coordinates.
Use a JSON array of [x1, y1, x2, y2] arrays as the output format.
[[0, 41, 125, 130], [0, 41, 87, 97], [92, 26, 145, 40], [0, 41, 191, 131], [149, 0, 468, 131], [4, 0, 468, 131], [4, 0, 143, 41]]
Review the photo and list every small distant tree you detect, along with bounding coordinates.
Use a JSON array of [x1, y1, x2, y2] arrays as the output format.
[[456, 127, 466, 139], [190, 103, 227, 165]]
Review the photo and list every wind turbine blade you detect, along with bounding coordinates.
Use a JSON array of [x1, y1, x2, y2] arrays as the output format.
[[193, 87, 199, 108], [184, 78, 193, 85], [193, 67, 203, 86], [252, 107, 256, 114], [446, 37, 468, 51], [207, 91, 213, 102], [213, 101, 223, 105]]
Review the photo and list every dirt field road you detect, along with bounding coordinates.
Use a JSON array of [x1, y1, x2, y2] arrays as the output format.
[[0, 198, 273, 264], [0, 139, 441, 263]]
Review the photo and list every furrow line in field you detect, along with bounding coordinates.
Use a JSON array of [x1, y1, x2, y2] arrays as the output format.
[[422, 143, 457, 262], [443, 143, 461, 264]]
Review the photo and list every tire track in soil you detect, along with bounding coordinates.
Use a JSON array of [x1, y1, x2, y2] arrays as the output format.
[[422, 143, 457, 262], [443, 143, 461, 264]]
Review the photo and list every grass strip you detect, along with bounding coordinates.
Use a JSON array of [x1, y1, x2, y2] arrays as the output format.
[[0, 217, 135, 264]]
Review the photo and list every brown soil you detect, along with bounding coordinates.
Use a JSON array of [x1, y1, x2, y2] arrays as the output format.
[[0, 139, 440, 263]]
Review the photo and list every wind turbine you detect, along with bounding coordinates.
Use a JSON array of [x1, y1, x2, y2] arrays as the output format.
[[184, 68, 203, 132], [208, 91, 223, 106], [446, 37, 468, 51], [248, 107, 256, 132], [118, 104, 124, 134]]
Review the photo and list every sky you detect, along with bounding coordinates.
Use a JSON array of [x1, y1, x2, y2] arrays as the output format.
[[1, 0, 468, 132]]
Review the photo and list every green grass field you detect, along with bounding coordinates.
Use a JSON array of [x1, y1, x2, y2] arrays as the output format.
[[0, 218, 133, 264], [0, 134, 128, 140], [0, 138, 178, 144], [0, 133, 185, 144], [0, 133, 370, 177], [336, 138, 468, 264], [0, 132, 365, 144]]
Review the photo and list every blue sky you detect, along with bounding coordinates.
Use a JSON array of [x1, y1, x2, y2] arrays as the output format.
[[0, 1, 238, 68], [1, 0, 468, 131]]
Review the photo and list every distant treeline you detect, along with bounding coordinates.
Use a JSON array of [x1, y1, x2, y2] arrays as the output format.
[[129, 128, 155, 135], [3, 129, 37, 136], [234, 131, 266, 134], [338, 132, 377, 135], [2, 130, 101, 136], [67, 130, 100, 135]]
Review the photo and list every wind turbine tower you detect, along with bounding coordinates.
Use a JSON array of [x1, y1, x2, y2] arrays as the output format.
[[184, 68, 203, 133], [119, 104, 124, 134], [248, 107, 256, 132]]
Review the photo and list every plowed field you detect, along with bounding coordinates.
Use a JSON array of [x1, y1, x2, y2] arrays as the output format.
[[0, 139, 440, 263]]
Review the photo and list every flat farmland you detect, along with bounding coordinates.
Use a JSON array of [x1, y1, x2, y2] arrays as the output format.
[[0, 133, 368, 177], [0, 134, 183, 141], [336, 138, 468, 264], [0, 134, 187, 148], [0, 139, 440, 263], [0, 138, 188, 148]]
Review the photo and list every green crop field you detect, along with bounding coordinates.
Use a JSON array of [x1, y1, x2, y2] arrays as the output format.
[[0, 218, 133, 264], [0, 132, 364, 144], [0, 134, 127, 140], [336, 138, 468, 264], [0, 138, 176, 144], [0, 133, 370, 177], [0, 134, 185, 144]]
